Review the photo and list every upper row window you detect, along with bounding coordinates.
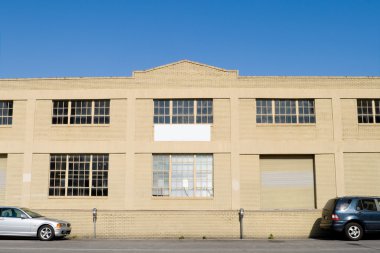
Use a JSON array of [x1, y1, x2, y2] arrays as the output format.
[[0, 101, 13, 125], [256, 99, 316, 124], [154, 99, 213, 124], [52, 100, 110, 125], [357, 99, 380, 124]]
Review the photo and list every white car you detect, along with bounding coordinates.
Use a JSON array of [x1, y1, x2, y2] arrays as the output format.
[[0, 207, 71, 240]]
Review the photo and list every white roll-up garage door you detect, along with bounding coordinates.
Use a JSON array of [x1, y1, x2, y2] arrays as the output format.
[[260, 155, 315, 210]]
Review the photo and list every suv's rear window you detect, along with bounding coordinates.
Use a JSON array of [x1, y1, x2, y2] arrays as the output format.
[[324, 199, 337, 210], [336, 198, 352, 211]]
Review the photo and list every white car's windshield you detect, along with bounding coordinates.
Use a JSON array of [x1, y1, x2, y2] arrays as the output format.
[[21, 208, 43, 218]]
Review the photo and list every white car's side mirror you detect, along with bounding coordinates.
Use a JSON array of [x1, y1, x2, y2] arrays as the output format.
[[20, 214, 28, 219]]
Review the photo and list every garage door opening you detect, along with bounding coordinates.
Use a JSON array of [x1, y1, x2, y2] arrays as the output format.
[[260, 155, 316, 210]]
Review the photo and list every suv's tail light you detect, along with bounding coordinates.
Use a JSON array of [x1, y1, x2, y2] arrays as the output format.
[[332, 214, 340, 221]]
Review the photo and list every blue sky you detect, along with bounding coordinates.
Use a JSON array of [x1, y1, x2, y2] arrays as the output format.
[[0, 0, 379, 78]]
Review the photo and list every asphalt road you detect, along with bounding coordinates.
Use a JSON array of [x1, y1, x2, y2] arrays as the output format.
[[1, 238, 380, 253]]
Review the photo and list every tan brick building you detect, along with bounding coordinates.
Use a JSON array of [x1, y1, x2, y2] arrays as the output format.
[[0, 60, 379, 238]]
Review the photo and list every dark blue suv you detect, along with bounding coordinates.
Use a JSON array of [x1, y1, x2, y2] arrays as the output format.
[[320, 197, 380, 240]]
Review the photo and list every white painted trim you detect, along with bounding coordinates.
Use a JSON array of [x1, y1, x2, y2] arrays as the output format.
[[154, 124, 211, 141]]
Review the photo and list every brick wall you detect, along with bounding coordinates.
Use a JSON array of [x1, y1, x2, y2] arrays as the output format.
[[315, 154, 336, 209], [212, 99, 231, 141], [5, 154, 23, 206], [35, 209, 323, 239], [135, 99, 153, 142]]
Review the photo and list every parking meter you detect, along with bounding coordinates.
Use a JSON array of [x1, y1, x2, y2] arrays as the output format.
[[92, 208, 97, 239], [93, 208, 97, 223], [239, 208, 244, 220], [239, 208, 244, 239]]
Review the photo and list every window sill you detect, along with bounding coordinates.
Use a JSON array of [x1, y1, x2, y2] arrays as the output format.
[[153, 123, 213, 126], [152, 197, 214, 200], [48, 196, 108, 199], [256, 123, 316, 127], [51, 124, 110, 128], [0, 125, 12, 128], [358, 123, 380, 126]]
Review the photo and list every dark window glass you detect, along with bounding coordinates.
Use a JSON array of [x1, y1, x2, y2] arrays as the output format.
[[357, 99, 374, 124], [196, 99, 213, 123], [70, 100, 92, 124], [48, 154, 67, 196], [153, 100, 170, 124], [52, 101, 69, 125], [256, 99, 273, 124], [172, 100, 194, 124], [336, 198, 352, 211], [275, 100, 297, 123], [359, 199, 377, 211], [298, 99, 316, 124], [94, 100, 110, 124]]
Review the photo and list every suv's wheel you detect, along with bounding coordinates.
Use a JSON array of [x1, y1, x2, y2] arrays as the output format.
[[38, 225, 55, 241], [345, 222, 363, 241]]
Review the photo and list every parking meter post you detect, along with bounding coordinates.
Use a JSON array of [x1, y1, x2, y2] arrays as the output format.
[[92, 208, 97, 239], [239, 208, 244, 240]]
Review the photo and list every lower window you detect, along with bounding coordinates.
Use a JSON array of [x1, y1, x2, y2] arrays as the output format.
[[49, 154, 108, 197], [152, 154, 213, 197]]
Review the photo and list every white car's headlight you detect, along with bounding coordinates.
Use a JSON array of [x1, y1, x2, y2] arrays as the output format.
[[56, 223, 65, 229]]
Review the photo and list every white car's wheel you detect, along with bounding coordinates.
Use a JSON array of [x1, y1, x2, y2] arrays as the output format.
[[38, 225, 55, 241]]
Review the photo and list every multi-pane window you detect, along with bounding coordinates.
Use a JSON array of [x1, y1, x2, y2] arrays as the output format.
[[49, 155, 66, 196], [49, 154, 108, 197], [52, 101, 68, 124], [153, 99, 213, 124], [152, 154, 213, 198], [0, 101, 13, 125], [196, 100, 213, 124], [298, 100, 316, 123], [91, 155, 109, 196], [94, 100, 110, 124], [275, 100, 297, 123], [172, 100, 194, 124], [256, 99, 315, 124], [171, 155, 194, 196], [52, 100, 110, 125], [357, 99, 380, 124], [195, 155, 213, 197], [154, 100, 170, 124], [152, 155, 170, 196], [256, 99, 273, 123], [70, 101, 92, 124]]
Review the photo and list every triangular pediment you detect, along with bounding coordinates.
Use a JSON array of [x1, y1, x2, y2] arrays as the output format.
[[133, 60, 238, 79]]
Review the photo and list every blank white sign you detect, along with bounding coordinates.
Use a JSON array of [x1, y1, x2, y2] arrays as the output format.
[[154, 124, 211, 141]]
